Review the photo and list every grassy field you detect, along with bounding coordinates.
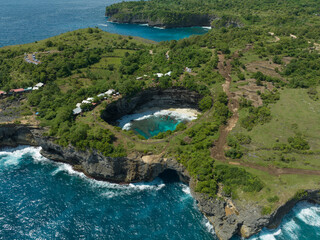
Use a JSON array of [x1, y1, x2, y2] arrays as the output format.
[[232, 87, 320, 170]]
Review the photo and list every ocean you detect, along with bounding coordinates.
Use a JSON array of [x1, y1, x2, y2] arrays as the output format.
[[0, 0, 208, 47], [0, 146, 217, 240], [1, 0, 320, 238], [1, 147, 320, 239]]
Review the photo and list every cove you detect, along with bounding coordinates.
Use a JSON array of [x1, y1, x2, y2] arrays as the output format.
[[0, 0, 209, 47], [118, 109, 199, 139]]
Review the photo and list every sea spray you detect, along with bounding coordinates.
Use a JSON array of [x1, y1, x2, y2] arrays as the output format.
[[248, 201, 320, 240], [0, 146, 217, 240]]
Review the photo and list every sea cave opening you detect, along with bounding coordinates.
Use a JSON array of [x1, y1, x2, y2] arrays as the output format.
[[158, 169, 181, 183]]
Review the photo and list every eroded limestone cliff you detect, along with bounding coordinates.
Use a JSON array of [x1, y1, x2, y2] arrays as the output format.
[[0, 124, 319, 240]]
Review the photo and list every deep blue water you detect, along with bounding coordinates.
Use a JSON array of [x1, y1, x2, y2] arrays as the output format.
[[0, 0, 209, 47], [0, 147, 217, 239], [1, 147, 320, 240], [1, 0, 320, 238]]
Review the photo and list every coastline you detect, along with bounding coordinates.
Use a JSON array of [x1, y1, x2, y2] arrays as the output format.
[[1, 124, 320, 239]]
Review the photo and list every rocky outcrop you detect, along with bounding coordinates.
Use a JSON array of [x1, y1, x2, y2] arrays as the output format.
[[106, 12, 214, 28], [267, 190, 320, 229], [190, 178, 269, 240], [0, 124, 38, 147], [1, 124, 320, 240], [191, 177, 320, 240], [101, 88, 202, 124]]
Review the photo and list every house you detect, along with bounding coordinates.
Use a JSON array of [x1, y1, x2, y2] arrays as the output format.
[[24, 87, 33, 92], [136, 77, 143, 80], [155, 73, 164, 78], [10, 88, 25, 94], [73, 107, 82, 115], [33, 87, 39, 90], [82, 100, 91, 104], [76, 103, 82, 108], [86, 97, 94, 102], [0, 91, 6, 95], [105, 89, 115, 96], [35, 82, 44, 88], [97, 93, 106, 98], [165, 71, 172, 76]]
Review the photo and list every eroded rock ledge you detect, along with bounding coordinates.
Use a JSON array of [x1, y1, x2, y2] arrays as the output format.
[[101, 88, 203, 125], [0, 124, 319, 240], [106, 12, 214, 29]]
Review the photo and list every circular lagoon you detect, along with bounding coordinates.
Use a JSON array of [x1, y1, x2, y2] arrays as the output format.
[[118, 108, 200, 139]]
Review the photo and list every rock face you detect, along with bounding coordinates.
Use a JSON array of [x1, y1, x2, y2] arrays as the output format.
[[101, 88, 203, 124], [35, 134, 190, 184], [106, 12, 214, 28], [1, 124, 320, 240], [0, 125, 38, 147]]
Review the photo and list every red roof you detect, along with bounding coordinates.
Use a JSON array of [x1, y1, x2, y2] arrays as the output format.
[[0, 91, 5, 95], [92, 102, 97, 106], [11, 88, 25, 93]]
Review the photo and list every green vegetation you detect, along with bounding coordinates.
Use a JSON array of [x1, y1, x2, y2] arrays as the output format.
[[2, 0, 320, 212]]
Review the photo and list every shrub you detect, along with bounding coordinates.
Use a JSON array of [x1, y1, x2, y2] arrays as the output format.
[[199, 95, 212, 111], [267, 195, 279, 203], [261, 206, 272, 215], [225, 148, 243, 159]]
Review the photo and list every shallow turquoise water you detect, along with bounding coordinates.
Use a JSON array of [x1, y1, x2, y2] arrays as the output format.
[[118, 109, 196, 139], [1, 0, 320, 238], [0, 0, 209, 47], [126, 115, 181, 139]]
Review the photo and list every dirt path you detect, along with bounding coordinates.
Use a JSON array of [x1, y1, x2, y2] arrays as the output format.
[[211, 53, 239, 161], [211, 48, 320, 176]]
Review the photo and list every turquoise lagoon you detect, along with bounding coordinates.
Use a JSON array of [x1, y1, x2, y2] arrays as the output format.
[[118, 109, 198, 139], [1, 0, 320, 238]]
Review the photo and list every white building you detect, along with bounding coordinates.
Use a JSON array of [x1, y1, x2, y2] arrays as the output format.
[[35, 82, 44, 88], [73, 107, 82, 115], [105, 89, 115, 96]]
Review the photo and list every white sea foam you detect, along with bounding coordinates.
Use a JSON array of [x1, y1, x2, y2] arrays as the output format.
[[0, 146, 166, 198], [139, 23, 149, 26], [294, 202, 320, 227], [181, 185, 191, 195], [119, 108, 199, 130], [202, 217, 215, 235], [98, 24, 108, 27], [202, 26, 212, 30], [51, 163, 85, 178], [0, 146, 47, 166]]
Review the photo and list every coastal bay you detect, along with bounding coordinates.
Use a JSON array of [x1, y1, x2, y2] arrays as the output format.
[[1, 0, 320, 239]]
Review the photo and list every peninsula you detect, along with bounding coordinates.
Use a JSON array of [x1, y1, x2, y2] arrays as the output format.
[[1, 0, 320, 239]]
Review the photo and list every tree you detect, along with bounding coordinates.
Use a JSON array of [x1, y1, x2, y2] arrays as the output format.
[[199, 95, 212, 111]]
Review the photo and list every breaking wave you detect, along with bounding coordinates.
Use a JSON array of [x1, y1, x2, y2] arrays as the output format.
[[249, 201, 320, 240], [119, 108, 198, 130]]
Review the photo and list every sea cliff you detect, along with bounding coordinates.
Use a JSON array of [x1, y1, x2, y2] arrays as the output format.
[[1, 124, 319, 240]]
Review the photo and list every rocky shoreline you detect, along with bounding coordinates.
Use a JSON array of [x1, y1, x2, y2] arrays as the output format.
[[105, 13, 214, 29], [1, 124, 319, 239]]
